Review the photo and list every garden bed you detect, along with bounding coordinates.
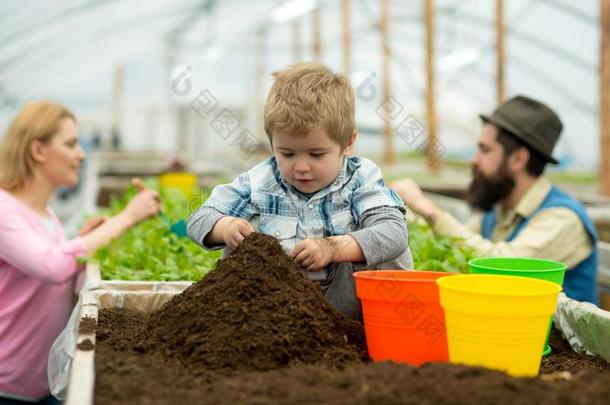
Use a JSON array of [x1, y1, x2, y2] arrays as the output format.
[[92, 308, 610, 405], [68, 234, 610, 404]]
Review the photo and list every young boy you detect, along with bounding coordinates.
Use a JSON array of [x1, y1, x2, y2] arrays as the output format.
[[188, 62, 413, 319]]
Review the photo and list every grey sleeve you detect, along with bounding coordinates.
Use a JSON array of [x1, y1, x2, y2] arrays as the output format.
[[187, 206, 226, 250], [348, 208, 413, 270]]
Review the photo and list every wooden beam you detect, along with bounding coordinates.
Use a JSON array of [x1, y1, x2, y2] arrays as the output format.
[[292, 20, 302, 62], [255, 28, 268, 140], [342, 0, 351, 75], [496, 0, 505, 104], [312, 6, 322, 61], [425, 0, 439, 172], [381, 0, 394, 165], [111, 64, 124, 127], [111, 64, 124, 149], [601, 0, 610, 196]]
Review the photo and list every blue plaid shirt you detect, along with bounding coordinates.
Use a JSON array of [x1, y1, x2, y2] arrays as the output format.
[[196, 156, 407, 278]]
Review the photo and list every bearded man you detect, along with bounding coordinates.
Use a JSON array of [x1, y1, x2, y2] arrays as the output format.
[[391, 95, 598, 304]]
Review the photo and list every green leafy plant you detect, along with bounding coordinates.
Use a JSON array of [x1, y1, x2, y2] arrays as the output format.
[[92, 182, 220, 281], [408, 220, 476, 273], [90, 181, 474, 278]]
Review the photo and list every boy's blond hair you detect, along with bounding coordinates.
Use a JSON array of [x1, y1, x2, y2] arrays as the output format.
[[264, 62, 355, 149], [0, 100, 75, 191]]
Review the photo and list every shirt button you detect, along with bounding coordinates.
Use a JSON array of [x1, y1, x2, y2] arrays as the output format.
[[308, 203, 314, 209], [274, 230, 280, 237]]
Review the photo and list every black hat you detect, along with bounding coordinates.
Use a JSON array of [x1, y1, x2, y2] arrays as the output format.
[[480, 95, 563, 164]]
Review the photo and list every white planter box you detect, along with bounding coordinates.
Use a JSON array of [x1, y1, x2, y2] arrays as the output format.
[[555, 292, 610, 363], [85, 262, 195, 291]]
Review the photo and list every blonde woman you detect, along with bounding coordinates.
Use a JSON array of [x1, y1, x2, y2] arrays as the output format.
[[0, 101, 161, 403]]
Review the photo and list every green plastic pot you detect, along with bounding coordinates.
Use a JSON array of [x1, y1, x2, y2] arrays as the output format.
[[469, 257, 567, 357]]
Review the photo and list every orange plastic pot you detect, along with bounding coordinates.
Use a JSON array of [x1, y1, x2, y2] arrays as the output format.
[[353, 270, 457, 365]]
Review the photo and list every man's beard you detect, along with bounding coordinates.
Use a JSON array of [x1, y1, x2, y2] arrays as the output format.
[[466, 161, 515, 212]]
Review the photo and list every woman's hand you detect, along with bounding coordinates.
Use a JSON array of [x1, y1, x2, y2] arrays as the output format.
[[122, 178, 162, 225], [81, 178, 161, 255]]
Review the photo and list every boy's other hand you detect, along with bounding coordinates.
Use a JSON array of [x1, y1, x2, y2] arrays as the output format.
[[223, 217, 255, 250], [291, 238, 334, 271]]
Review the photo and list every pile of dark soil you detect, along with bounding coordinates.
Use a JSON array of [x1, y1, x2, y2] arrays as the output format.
[[139, 233, 364, 372], [95, 233, 365, 403]]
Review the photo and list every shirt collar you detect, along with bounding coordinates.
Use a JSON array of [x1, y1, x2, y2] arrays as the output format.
[[494, 176, 552, 221], [510, 176, 553, 218]]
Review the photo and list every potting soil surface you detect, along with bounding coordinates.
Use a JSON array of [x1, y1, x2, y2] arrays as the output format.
[[94, 234, 610, 404], [541, 326, 610, 375]]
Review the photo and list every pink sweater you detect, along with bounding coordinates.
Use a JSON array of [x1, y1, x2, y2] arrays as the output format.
[[0, 189, 86, 400]]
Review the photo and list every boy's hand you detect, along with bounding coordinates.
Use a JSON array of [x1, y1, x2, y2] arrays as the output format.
[[291, 238, 335, 271], [222, 217, 255, 250]]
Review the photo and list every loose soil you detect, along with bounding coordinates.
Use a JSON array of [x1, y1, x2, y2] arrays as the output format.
[[96, 315, 610, 405], [140, 233, 365, 372], [540, 327, 610, 375], [79, 316, 96, 334], [77, 338, 94, 351], [191, 362, 610, 405], [94, 233, 610, 404]]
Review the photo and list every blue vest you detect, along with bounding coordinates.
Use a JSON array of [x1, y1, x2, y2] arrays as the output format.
[[481, 186, 598, 304]]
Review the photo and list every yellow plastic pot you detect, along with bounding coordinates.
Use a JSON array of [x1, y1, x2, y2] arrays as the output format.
[[437, 274, 561, 377], [158, 172, 197, 199]]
